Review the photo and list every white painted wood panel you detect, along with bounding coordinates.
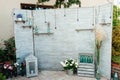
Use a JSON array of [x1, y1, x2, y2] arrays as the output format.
[[96, 3, 113, 80], [14, 10, 34, 62], [33, 8, 95, 70]]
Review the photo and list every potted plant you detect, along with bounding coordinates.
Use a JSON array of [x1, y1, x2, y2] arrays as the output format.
[[60, 58, 78, 75]]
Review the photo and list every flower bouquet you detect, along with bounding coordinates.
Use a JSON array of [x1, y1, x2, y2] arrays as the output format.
[[3, 62, 19, 78], [60, 58, 78, 74], [3, 63, 14, 78]]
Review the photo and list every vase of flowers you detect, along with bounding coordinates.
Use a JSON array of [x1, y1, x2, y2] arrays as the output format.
[[60, 58, 78, 75], [94, 25, 106, 79], [13, 62, 19, 77]]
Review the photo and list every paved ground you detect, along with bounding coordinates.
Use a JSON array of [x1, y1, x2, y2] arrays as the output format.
[[8, 70, 107, 80]]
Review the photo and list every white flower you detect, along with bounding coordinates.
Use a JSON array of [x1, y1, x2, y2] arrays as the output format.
[[70, 64, 73, 66], [75, 62, 78, 66], [71, 61, 74, 64], [75, 65, 78, 68], [4, 66, 7, 69], [8, 66, 13, 70], [60, 61, 66, 67], [14, 62, 19, 67], [4, 64, 9, 69], [20, 68, 22, 70]]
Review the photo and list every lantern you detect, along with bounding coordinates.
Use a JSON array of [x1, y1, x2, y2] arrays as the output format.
[[25, 54, 38, 77], [113, 72, 119, 80]]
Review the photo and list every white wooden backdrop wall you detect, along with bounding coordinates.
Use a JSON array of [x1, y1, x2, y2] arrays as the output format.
[[14, 3, 112, 79], [33, 7, 95, 70]]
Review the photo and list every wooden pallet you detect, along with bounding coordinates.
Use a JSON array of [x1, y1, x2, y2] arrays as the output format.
[[77, 64, 95, 77]]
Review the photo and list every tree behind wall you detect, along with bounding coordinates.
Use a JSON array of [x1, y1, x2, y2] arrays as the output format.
[[38, 0, 49, 3], [112, 25, 120, 64], [54, 0, 81, 8], [113, 5, 120, 26], [112, 5, 120, 64], [37, 0, 49, 5], [112, 26, 120, 56]]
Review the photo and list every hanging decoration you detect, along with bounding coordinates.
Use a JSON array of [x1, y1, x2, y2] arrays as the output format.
[[54, 10, 57, 29], [44, 10, 47, 23], [47, 22, 50, 33], [95, 6, 100, 25], [64, 8, 66, 16], [54, 0, 81, 8], [34, 26, 39, 34], [77, 8, 79, 21]]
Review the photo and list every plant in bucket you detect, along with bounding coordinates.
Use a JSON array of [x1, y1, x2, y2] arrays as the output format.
[[60, 58, 78, 75], [94, 25, 106, 80]]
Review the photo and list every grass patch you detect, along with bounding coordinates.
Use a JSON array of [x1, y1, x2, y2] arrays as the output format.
[[112, 55, 120, 64]]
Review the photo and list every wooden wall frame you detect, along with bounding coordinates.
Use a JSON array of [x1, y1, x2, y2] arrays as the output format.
[[21, 3, 54, 10]]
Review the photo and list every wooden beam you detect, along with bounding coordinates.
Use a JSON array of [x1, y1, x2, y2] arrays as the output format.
[[21, 3, 54, 10], [75, 29, 94, 32]]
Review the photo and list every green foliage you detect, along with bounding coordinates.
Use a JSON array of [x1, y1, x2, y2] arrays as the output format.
[[112, 55, 120, 64], [54, 0, 81, 8], [4, 37, 16, 62], [38, 0, 49, 3], [113, 5, 120, 26], [0, 73, 6, 80], [4, 37, 15, 55], [0, 37, 16, 62], [0, 48, 5, 62], [112, 26, 120, 56]]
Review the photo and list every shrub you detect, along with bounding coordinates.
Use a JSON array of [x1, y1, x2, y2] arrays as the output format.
[[4, 37, 16, 62], [112, 55, 120, 64], [0, 37, 16, 62], [0, 73, 6, 80], [112, 26, 120, 56], [112, 26, 120, 64], [0, 48, 5, 62]]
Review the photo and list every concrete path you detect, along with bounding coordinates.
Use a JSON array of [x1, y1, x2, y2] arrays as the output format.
[[9, 70, 107, 80]]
